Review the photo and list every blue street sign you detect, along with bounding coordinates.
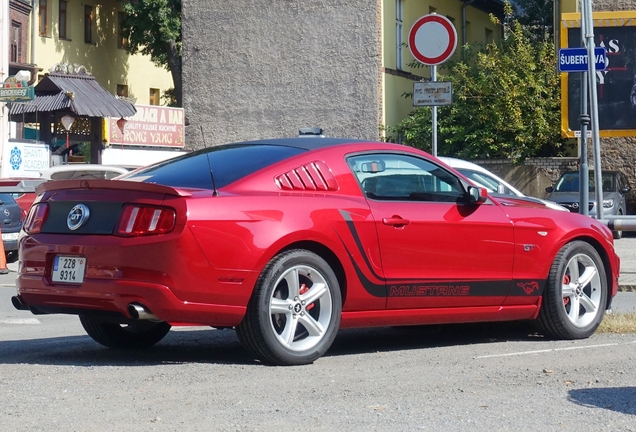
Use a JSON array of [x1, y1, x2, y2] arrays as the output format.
[[559, 47, 607, 72]]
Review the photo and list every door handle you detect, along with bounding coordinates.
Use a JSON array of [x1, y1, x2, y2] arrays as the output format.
[[382, 216, 411, 227]]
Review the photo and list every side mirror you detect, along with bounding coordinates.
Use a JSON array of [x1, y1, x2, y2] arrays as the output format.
[[467, 186, 488, 204], [620, 186, 631, 194], [546, 186, 554, 193]]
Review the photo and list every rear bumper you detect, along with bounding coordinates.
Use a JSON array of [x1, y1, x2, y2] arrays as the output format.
[[16, 274, 246, 327]]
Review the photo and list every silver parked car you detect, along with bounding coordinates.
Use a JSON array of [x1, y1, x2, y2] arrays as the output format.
[[545, 170, 631, 239]]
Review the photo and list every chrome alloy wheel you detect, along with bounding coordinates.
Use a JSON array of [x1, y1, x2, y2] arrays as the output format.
[[561, 253, 603, 328], [268, 264, 333, 351]]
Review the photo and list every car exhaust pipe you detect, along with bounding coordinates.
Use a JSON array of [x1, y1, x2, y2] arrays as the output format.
[[11, 295, 29, 311], [128, 303, 160, 321]]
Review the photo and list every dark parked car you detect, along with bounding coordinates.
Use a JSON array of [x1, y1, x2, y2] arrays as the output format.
[[546, 170, 631, 239], [0, 193, 24, 263]]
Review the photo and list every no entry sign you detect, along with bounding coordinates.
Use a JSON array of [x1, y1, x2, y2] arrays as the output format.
[[408, 14, 458, 66]]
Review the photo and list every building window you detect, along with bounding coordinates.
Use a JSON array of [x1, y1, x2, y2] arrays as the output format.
[[149, 88, 160, 105], [10, 22, 21, 62], [429, 6, 436, 14], [118, 12, 128, 49], [117, 84, 129, 98], [485, 28, 493, 44], [59, 1, 68, 40], [39, 0, 47, 36], [84, 5, 93, 44], [395, 0, 403, 70]]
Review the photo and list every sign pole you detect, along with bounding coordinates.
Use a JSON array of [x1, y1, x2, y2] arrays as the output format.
[[408, 13, 457, 158], [581, 0, 604, 221], [431, 65, 437, 157]]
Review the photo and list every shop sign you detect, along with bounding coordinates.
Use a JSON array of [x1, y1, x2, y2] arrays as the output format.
[[107, 105, 185, 148], [0, 76, 35, 102]]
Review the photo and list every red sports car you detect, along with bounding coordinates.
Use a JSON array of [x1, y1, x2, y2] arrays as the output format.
[[12, 138, 620, 365]]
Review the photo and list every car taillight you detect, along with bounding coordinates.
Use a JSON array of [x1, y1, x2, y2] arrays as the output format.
[[116, 204, 176, 237], [24, 203, 49, 234]]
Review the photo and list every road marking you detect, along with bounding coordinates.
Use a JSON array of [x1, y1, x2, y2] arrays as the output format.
[[475, 341, 636, 359], [0, 318, 41, 325]]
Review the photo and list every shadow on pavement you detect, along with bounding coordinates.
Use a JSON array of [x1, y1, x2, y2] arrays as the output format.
[[0, 321, 542, 367], [569, 387, 636, 416]]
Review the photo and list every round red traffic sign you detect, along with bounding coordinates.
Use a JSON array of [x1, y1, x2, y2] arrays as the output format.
[[408, 14, 458, 66]]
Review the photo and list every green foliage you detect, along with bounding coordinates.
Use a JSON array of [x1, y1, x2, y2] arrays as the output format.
[[512, 0, 554, 42], [120, 0, 181, 69], [161, 88, 178, 107], [119, 0, 182, 105], [389, 9, 566, 163]]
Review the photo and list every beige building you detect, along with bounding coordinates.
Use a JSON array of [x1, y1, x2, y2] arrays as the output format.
[[29, 0, 172, 105], [182, 0, 504, 148]]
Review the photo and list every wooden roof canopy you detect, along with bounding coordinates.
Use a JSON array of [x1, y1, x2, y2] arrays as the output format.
[[9, 63, 136, 122]]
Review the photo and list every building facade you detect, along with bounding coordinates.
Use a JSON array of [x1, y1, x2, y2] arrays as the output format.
[[29, 0, 173, 105], [182, 0, 504, 148]]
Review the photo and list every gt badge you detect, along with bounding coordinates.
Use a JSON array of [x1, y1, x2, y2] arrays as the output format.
[[67, 204, 90, 231]]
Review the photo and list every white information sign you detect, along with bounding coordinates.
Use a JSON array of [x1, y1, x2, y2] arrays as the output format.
[[413, 81, 453, 106], [1, 140, 50, 178]]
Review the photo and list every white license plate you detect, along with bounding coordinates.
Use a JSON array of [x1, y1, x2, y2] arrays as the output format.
[[52, 256, 86, 284], [1, 232, 19, 241]]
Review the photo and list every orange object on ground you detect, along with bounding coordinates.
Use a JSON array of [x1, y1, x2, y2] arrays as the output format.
[[0, 228, 7, 273]]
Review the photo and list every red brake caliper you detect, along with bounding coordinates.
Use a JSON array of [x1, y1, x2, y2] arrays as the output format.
[[563, 274, 571, 306], [299, 284, 315, 311]]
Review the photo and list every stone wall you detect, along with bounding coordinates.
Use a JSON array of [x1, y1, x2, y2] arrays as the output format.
[[474, 158, 579, 200], [182, 0, 382, 149]]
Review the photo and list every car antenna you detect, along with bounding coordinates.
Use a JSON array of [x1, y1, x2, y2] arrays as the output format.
[[200, 126, 218, 196]]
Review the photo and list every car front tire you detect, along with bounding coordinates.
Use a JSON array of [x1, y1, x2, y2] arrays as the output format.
[[237, 249, 342, 366], [536, 241, 607, 339], [79, 316, 171, 349]]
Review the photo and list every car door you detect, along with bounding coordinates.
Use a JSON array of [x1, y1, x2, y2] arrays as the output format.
[[349, 152, 515, 309]]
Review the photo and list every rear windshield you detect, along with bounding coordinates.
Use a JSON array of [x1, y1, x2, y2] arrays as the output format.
[[124, 144, 306, 189], [0, 193, 17, 205]]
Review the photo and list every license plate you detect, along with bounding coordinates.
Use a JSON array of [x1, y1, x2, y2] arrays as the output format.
[[52, 256, 86, 284], [1, 232, 19, 241]]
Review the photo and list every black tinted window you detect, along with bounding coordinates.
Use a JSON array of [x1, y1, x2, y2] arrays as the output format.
[[124, 145, 305, 189]]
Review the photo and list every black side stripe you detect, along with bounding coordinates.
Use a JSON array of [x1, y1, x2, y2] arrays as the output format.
[[337, 209, 546, 298]]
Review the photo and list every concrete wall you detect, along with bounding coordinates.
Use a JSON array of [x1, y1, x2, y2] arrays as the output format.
[[182, 0, 382, 149]]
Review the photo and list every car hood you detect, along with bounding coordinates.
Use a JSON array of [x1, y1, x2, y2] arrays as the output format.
[[547, 191, 615, 202], [491, 194, 559, 210]]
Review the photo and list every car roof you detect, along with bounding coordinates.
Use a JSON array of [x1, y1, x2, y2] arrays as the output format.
[[225, 137, 373, 151], [437, 156, 524, 196]]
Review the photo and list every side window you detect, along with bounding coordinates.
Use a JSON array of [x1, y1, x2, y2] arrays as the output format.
[[348, 153, 464, 202]]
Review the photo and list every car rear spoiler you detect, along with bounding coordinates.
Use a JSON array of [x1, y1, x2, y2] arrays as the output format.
[[35, 179, 193, 197]]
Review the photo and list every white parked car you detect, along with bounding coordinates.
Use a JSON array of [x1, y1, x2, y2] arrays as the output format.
[[438, 157, 567, 211], [39, 164, 133, 181]]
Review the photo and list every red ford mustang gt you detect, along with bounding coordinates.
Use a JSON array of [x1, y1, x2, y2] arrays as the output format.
[[12, 138, 620, 365]]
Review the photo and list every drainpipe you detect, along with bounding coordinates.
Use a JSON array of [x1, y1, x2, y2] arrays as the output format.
[[31, 0, 36, 64], [462, 0, 475, 49]]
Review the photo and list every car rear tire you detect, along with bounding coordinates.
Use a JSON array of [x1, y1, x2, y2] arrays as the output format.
[[536, 241, 607, 339], [79, 316, 171, 349], [236, 249, 342, 366]]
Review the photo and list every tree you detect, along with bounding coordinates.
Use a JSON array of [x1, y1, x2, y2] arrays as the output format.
[[511, 0, 554, 42], [389, 7, 566, 163], [120, 0, 182, 106]]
